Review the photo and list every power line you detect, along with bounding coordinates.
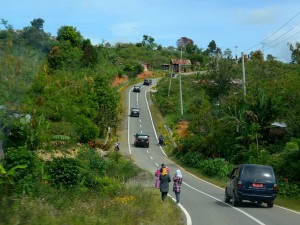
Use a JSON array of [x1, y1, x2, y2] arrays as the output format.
[[264, 29, 300, 51], [244, 10, 300, 52], [262, 22, 300, 49]]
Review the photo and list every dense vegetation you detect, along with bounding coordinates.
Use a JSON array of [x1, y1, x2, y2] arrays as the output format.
[[0, 17, 300, 224], [153, 49, 300, 198], [0, 18, 184, 224]]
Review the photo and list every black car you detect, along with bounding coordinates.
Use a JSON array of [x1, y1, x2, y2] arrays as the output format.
[[133, 86, 141, 92], [134, 133, 149, 148], [130, 107, 140, 117], [224, 164, 277, 208], [143, 79, 152, 85]]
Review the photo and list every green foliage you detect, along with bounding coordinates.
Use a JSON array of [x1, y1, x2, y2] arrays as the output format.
[[94, 75, 120, 136], [2, 146, 41, 194], [76, 147, 106, 176], [179, 151, 204, 168], [82, 39, 98, 67], [106, 152, 140, 181], [200, 158, 230, 178], [18, 18, 53, 52], [3, 147, 38, 178], [46, 157, 82, 188], [289, 42, 300, 64], [75, 116, 99, 142], [276, 139, 300, 182], [0, 163, 27, 196], [47, 42, 83, 70], [277, 179, 300, 197], [56, 26, 83, 47], [96, 176, 123, 196]]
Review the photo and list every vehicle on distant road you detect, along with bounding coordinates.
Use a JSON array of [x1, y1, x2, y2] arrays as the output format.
[[143, 79, 152, 86], [133, 85, 141, 92], [130, 107, 140, 117], [134, 133, 149, 148], [224, 164, 277, 208]]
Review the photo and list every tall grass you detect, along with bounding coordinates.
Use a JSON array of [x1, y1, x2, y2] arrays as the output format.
[[0, 185, 183, 225]]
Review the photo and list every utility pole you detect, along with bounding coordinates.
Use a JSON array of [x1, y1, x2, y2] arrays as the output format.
[[179, 48, 183, 116], [234, 45, 238, 61], [168, 66, 173, 97], [241, 52, 246, 101]]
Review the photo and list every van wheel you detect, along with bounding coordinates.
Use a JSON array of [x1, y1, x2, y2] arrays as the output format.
[[267, 202, 274, 208], [232, 193, 240, 207], [224, 189, 230, 203]]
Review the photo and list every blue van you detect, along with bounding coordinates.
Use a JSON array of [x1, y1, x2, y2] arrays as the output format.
[[224, 164, 277, 208]]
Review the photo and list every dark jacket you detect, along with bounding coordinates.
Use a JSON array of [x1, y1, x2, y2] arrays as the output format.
[[159, 173, 171, 193]]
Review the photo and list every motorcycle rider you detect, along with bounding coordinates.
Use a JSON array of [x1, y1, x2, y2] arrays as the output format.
[[114, 139, 120, 151], [158, 134, 164, 146]]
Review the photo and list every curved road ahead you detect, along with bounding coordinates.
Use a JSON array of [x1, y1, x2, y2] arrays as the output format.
[[118, 79, 300, 225]]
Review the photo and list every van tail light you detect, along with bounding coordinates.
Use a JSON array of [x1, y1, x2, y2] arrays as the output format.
[[237, 181, 242, 189], [273, 184, 277, 191]]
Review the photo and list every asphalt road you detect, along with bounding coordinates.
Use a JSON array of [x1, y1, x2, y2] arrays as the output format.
[[118, 79, 300, 225]]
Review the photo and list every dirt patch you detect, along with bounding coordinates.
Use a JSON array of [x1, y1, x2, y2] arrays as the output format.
[[137, 71, 153, 78], [112, 76, 128, 87], [176, 121, 189, 138]]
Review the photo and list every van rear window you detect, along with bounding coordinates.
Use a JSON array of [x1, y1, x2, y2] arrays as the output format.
[[241, 165, 275, 181], [138, 136, 148, 139]]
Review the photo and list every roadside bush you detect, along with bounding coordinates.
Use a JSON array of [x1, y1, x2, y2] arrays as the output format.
[[106, 152, 140, 181], [180, 151, 204, 168], [46, 157, 82, 188], [76, 147, 107, 176], [200, 158, 230, 178], [75, 116, 99, 142], [277, 178, 300, 197], [2, 146, 41, 194], [96, 176, 123, 196]]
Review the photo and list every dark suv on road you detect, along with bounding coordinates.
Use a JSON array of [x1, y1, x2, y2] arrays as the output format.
[[130, 107, 140, 117], [134, 133, 149, 148], [133, 85, 141, 92], [143, 79, 152, 86], [224, 164, 277, 208]]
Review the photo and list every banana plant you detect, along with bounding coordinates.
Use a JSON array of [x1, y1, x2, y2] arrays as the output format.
[[0, 164, 27, 195]]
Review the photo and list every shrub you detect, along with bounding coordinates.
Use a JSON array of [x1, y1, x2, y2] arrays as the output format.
[[277, 178, 300, 197], [96, 176, 123, 196], [46, 157, 82, 188], [181, 151, 204, 168], [200, 158, 230, 178], [2, 146, 41, 194], [75, 116, 99, 142], [106, 152, 140, 181], [76, 147, 107, 176]]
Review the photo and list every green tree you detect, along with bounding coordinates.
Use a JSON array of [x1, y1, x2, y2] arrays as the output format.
[[289, 42, 300, 64], [250, 50, 264, 61], [18, 18, 52, 52], [94, 75, 120, 136], [82, 39, 98, 67], [57, 26, 83, 47]]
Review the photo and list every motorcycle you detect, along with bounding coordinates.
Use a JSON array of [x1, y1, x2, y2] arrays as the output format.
[[114, 143, 120, 151], [158, 136, 164, 146]]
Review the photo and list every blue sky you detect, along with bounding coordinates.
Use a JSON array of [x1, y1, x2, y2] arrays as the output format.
[[1, 0, 300, 62]]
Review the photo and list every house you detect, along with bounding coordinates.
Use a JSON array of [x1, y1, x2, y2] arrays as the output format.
[[171, 59, 191, 72]]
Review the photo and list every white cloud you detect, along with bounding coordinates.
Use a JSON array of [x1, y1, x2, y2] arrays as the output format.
[[237, 7, 279, 25]]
